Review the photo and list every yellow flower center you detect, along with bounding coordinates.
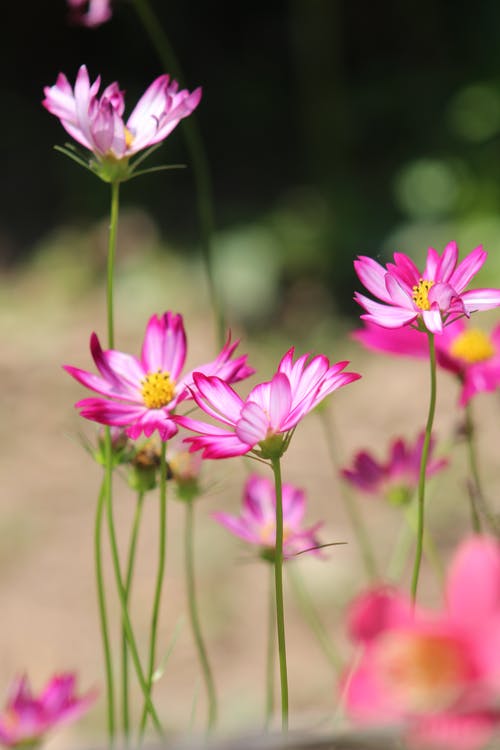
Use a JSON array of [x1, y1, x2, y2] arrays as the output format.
[[449, 329, 495, 364], [141, 371, 175, 409], [412, 278, 435, 310], [124, 127, 135, 149], [377, 632, 467, 713], [259, 521, 291, 546]]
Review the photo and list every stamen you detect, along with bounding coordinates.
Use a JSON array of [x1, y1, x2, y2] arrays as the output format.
[[450, 329, 495, 364], [412, 278, 435, 311], [141, 370, 175, 409], [124, 127, 134, 149]]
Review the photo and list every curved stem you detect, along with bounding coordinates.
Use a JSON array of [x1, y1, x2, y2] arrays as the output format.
[[121, 492, 146, 745], [271, 457, 289, 732], [107, 182, 120, 349], [185, 500, 217, 733], [265, 563, 275, 730], [131, 0, 225, 348], [411, 332, 437, 602], [95, 479, 115, 746], [319, 410, 379, 581], [139, 442, 168, 738], [465, 401, 482, 533]]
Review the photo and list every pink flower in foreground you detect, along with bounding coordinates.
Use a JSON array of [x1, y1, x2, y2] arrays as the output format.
[[0, 673, 95, 747], [354, 242, 500, 333], [213, 474, 323, 560], [43, 65, 201, 161], [64, 312, 254, 441], [174, 349, 361, 459], [67, 0, 112, 27], [353, 320, 500, 406], [341, 432, 448, 505], [344, 536, 500, 749]]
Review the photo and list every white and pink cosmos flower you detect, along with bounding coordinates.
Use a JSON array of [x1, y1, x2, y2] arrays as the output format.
[[344, 536, 500, 749], [354, 242, 500, 334], [67, 0, 112, 27], [43, 65, 201, 161], [174, 349, 360, 459], [64, 312, 254, 441], [0, 673, 95, 747], [213, 474, 323, 560]]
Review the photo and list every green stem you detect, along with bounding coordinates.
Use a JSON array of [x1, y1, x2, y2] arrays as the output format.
[[95, 479, 115, 747], [107, 182, 120, 349], [265, 563, 275, 730], [465, 401, 482, 533], [139, 443, 168, 738], [131, 0, 225, 348], [271, 457, 289, 732], [287, 565, 342, 674], [121, 492, 146, 745], [184, 500, 217, 733], [319, 410, 379, 581], [411, 332, 437, 602]]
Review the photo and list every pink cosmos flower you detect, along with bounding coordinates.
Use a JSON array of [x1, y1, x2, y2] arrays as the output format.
[[341, 433, 448, 505], [0, 673, 95, 747], [43, 65, 201, 161], [173, 349, 361, 459], [353, 320, 500, 406], [213, 474, 323, 560], [64, 312, 254, 441], [343, 536, 500, 749], [354, 242, 500, 334], [67, 0, 112, 27]]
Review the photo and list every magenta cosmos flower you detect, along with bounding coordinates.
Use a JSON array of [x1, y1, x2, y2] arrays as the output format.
[[43, 65, 201, 162], [213, 474, 323, 560], [174, 349, 361, 459], [64, 312, 254, 441], [344, 536, 500, 749], [341, 432, 448, 505], [353, 320, 500, 407], [0, 673, 95, 747], [354, 242, 500, 333], [67, 0, 112, 27]]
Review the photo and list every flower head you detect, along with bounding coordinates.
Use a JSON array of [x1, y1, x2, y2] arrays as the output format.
[[174, 348, 360, 459], [353, 319, 500, 406], [64, 312, 254, 441], [354, 242, 500, 333], [0, 673, 95, 747], [213, 474, 323, 561], [341, 432, 448, 505], [43, 65, 201, 166], [67, 0, 112, 27], [343, 536, 500, 749]]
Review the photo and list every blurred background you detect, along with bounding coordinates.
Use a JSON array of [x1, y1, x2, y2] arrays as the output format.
[[2, 0, 500, 746]]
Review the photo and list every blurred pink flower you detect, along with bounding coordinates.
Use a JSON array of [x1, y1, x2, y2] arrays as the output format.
[[341, 432, 448, 504], [0, 673, 95, 747], [353, 319, 500, 406], [67, 0, 112, 27], [174, 349, 360, 459], [354, 242, 500, 333], [43, 65, 201, 161], [344, 536, 500, 749], [213, 474, 323, 560], [64, 312, 254, 441]]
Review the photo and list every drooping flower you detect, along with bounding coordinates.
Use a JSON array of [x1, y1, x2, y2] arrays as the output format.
[[64, 312, 254, 441], [353, 319, 500, 406], [0, 673, 95, 747], [341, 432, 448, 505], [343, 536, 500, 749], [173, 349, 361, 459], [213, 474, 323, 560], [43, 65, 201, 165], [354, 242, 500, 333], [67, 0, 112, 27]]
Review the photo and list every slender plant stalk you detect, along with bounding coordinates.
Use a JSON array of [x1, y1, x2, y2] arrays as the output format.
[[265, 563, 275, 730], [139, 443, 168, 738], [121, 491, 146, 745], [184, 500, 218, 733], [411, 332, 437, 602], [318, 410, 379, 581], [287, 565, 342, 673], [270, 457, 289, 732], [131, 0, 225, 348], [107, 182, 120, 348], [465, 401, 482, 533], [95, 478, 115, 746]]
